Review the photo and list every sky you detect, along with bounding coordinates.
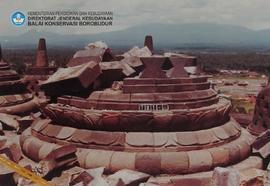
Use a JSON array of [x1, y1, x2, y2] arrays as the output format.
[[1, 0, 270, 36]]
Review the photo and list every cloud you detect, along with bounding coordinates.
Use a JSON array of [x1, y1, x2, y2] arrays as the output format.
[[0, 0, 270, 36]]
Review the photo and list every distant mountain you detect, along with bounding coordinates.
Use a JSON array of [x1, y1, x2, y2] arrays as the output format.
[[1, 23, 270, 49]]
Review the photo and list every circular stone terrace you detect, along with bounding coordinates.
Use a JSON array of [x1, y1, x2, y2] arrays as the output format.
[[0, 51, 38, 115], [20, 56, 255, 175]]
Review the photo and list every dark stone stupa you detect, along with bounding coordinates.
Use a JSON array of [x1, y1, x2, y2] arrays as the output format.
[[144, 35, 154, 53], [26, 38, 57, 76]]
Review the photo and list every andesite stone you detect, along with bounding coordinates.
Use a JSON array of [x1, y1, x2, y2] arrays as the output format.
[[144, 35, 154, 54], [19, 36, 254, 182], [0, 44, 38, 115]]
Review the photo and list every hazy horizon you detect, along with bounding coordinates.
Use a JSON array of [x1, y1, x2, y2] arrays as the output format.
[[0, 22, 269, 37], [1, 0, 270, 36]]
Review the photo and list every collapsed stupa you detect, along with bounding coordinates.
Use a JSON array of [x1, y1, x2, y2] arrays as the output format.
[[21, 54, 255, 177], [0, 45, 38, 115], [40, 40, 145, 98], [67, 41, 115, 67]]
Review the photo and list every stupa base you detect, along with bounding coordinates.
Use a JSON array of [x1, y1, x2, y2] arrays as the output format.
[[20, 122, 254, 175]]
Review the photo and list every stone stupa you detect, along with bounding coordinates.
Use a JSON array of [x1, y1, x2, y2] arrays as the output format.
[[25, 38, 57, 94], [0, 45, 38, 115], [144, 35, 154, 54], [26, 38, 57, 77], [21, 56, 255, 176]]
